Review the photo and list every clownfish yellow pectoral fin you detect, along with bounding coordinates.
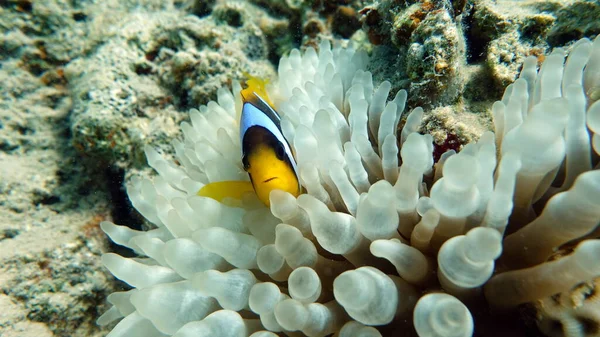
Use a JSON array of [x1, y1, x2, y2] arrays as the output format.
[[240, 74, 276, 108], [197, 181, 256, 206]]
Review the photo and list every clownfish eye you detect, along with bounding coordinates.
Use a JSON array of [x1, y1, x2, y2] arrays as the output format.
[[242, 154, 250, 171], [275, 142, 285, 160]]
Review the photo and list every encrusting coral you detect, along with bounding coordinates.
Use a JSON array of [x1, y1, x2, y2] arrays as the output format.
[[97, 35, 600, 337]]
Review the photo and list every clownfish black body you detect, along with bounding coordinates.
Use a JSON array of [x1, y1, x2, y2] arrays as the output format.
[[197, 77, 301, 207]]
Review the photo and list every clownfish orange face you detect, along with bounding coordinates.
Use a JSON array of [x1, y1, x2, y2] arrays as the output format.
[[197, 77, 300, 207]]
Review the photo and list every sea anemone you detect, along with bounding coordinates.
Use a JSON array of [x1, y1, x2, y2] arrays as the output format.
[[98, 36, 600, 337]]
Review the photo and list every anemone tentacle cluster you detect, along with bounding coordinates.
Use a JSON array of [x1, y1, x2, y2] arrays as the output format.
[[98, 37, 600, 337]]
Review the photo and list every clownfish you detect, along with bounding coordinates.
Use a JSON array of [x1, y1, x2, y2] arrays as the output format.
[[197, 76, 301, 207]]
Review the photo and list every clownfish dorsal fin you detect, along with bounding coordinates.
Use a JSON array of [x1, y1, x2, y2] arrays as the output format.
[[240, 73, 277, 109], [240, 74, 282, 130]]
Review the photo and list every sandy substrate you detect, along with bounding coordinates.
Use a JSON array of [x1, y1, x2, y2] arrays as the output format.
[[0, 57, 117, 336]]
